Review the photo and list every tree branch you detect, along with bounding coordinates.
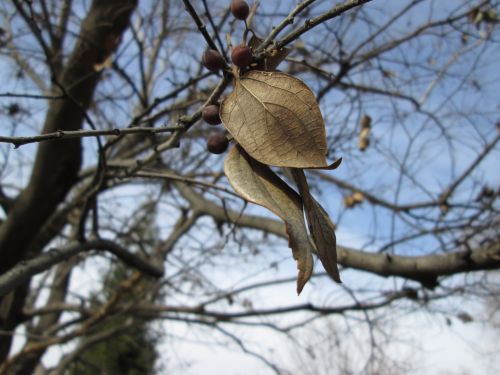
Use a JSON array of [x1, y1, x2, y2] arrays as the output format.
[[0, 125, 184, 148], [182, 0, 221, 52], [177, 183, 500, 288], [276, 0, 373, 49], [0, 0, 138, 274], [0, 239, 163, 297]]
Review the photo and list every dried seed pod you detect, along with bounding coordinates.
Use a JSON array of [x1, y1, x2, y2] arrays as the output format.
[[231, 0, 249, 20], [207, 132, 229, 154], [231, 45, 252, 68], [202, 104, 222, 125], [202, 49, 225, 72]]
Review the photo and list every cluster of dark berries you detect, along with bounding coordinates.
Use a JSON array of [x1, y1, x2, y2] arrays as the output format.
[[202, 103, 226, 154], [201, 0, 251, 155], [202, 43, 252, 73]]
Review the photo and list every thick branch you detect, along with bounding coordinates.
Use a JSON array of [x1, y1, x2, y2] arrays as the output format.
[[177, 184, 500, 287], [0, 0, 138, 274], [0, 239, 163, 297]]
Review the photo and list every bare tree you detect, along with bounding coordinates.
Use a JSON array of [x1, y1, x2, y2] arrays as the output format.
[[0, 0, 499, 374]]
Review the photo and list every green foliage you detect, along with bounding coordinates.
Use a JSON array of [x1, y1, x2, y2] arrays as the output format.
[[65, 319, 158, 375], [65, 206, 160, 375]]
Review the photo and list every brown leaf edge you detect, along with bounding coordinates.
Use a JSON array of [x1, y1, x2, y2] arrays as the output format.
[[224, 145, 314, 294], [291, 168, 341, 283]]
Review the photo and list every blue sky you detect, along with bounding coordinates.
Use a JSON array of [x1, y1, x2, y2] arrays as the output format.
[[1, 0, 500, 373]]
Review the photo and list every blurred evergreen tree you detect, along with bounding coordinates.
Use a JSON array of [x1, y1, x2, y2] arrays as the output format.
[[65, 203, 161, 375]]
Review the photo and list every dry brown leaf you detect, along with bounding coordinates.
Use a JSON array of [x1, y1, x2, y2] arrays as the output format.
[[224, 145, 314, 294], [343, 191, 364, 208], [291, 169, 341, 283], [358, 114, 371, 152], [220, 70, 328, 168]]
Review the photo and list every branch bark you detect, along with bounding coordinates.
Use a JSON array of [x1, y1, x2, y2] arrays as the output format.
[[0, 0, 138, 274], [177, 183, 500, 288], [0, 239, 164, 297], [0, 0, 138, 365]]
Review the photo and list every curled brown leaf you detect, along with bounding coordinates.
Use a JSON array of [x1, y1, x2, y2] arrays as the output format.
[[291, 169, 341, 283], [358, 114, 372, 152], [224, 145, 314, 294]]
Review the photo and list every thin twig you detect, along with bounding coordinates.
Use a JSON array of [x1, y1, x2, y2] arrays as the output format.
[[120, 75, 231, 178], [182, 0, 219, 51], [0, 92, 65, 100], [134, 170, 243, 198], [439, 132, 500, 203], [255, 0, 317, 53], [131, 72, 212, 125], [0, 125, 184, 148], [277, 0, 373, 49], [201, 0, 228, 60]]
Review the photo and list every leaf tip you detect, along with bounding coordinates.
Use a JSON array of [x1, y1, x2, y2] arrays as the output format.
[[320, 260, 342, 283], [296, 280, 306, 295], [331, 157, 342, 169], [296, 257, 313, 295], [324, 157, 342, 170]]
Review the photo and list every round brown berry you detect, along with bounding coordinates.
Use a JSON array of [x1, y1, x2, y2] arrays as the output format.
[[202, 104, 222, 125], [231, 45, 252, 68], [231, 0, 249, 20], [202, 49, 225, 72], [207, 132, 229, 154]]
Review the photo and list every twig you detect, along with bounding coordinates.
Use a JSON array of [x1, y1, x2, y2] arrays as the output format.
[[182, 0, 220, 52], [0, 92, 65, 100], [214, 325, 283, 375], [439, 132, 500, 204], [276, 0, 373, 49], [134, 170, 243, 198], [120, 75, 231, 178], [131, 72, 211, 126], [255, 0, 317, 53], [201, 0, 228, 60], [0, 125, 184, 148]]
